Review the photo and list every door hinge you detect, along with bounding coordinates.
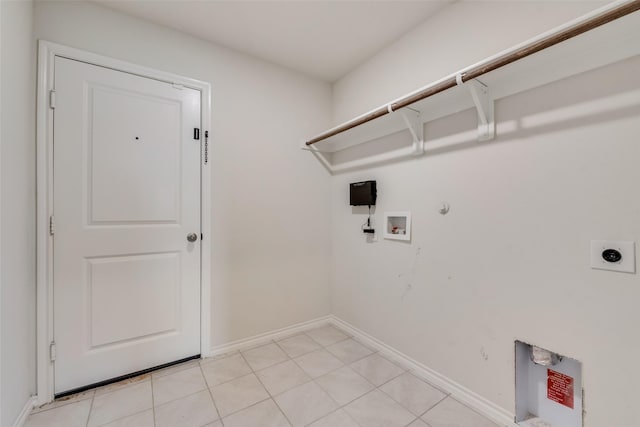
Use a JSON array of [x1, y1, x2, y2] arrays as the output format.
[[194, 128, 200, 140], [204, 131, 209, 165], [49, 215, 55, 236], [49, 90, 56, 109], [49, 341, 57, 362]]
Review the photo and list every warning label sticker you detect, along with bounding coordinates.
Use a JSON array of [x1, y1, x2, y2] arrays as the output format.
[[547, 369, 574, 409]]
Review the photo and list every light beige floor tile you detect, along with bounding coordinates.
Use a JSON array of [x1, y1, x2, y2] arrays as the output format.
[[31, 389, 95, 414], [421, 397, 499, 427], [408, 418, 430, 427], [202, 422, 223, 427], [308, 409, 360, 427], [349, 353, 405, 386], [88, 381, 153, 427], [274, 381, 338, 427], [154, 390, 219, 427], [242, 343, 289, 371], [152, 359, 201, 379], [379, 372, 447, 415], [95, 375, 151, 396], [152, 366, 207, 406], [344, 389, 415, 427], [325, 338, 374, 364], [293, 349, 343, 378], [101, 410, 154, 427], [305, 326, 348, 346], [315, 366, 374, 405], [210, 373, 269, 417], [200, 353, 252, 387], [222, 399, 291, 427], [24, 399, 92, 427], [277, 334, 321, 358], [256, 360, 311, 396]]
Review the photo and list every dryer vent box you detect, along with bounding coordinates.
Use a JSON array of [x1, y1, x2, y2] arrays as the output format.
[[515, 341, 583, 427]]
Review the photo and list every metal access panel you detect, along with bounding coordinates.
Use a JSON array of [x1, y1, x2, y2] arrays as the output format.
[[515, 341, 583, 427]]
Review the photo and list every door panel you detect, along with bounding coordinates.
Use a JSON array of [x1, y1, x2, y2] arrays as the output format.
[[88, 84, 181, 224], [87, 252, 180, 348], [53, 57, 201, 394]]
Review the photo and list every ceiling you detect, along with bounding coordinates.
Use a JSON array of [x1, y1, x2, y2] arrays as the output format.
[[93, 0, 453, 82]]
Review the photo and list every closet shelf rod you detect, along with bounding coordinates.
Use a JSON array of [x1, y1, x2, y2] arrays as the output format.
[[305, 0, 640, 146]]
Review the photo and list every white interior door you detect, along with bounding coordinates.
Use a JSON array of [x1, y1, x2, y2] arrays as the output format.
[[53, 57, 201, 394]]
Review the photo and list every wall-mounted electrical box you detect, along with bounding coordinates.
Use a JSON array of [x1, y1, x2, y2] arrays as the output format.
[[515, 341, 583, 427], [350, 181, 377, 206]]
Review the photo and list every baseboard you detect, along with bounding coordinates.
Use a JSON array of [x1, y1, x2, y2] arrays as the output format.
[[12, 396, 36, 427], [329, 316, 519, 427], [206, 315, 332, 357]]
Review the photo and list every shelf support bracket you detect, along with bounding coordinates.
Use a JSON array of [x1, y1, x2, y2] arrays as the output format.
[[457, 76, 495, 141], [398, 108, 424, 155]]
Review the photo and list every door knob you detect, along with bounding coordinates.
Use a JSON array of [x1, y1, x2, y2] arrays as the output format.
[[187, 233, 198, 242]]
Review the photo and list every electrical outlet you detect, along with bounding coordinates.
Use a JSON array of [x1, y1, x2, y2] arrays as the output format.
[[590, 240, 635, 273]]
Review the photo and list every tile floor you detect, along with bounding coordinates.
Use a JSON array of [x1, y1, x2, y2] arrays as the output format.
[[25, 325, 500, 427]]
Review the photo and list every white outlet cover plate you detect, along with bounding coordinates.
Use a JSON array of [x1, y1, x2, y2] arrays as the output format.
[[590, 240, 635, 273]]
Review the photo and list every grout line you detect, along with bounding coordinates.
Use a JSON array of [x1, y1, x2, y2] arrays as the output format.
[[154, 387, 211, 409], [199, 362, 224, 427], [255, 384, 295, 426], [150, 372, 156, 427], [85, 394, 95, 427], [304, 332, 352, 349], [95, 409, 152, 427], [289, 349, 346, 383], [405, 417, 419, 426], [211, 347, 278, 421], [375, 374, 447, 422], [314, 407, 365, 427], [239, 347, 294, 427], [405, 370, 452, 397], [272, 336, 319, 360], [417, 394, 450, 420], [274, 343, 321, 359], [216, 396, 276, 424]]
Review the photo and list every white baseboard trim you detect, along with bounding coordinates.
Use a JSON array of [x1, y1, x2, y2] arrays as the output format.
[[328, 316, 519, 427], [12, 396, 36, 427], [205, 315, 332, 358]]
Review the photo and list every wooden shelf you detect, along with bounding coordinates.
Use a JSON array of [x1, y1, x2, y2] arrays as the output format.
[[303, 2, 640, 171]]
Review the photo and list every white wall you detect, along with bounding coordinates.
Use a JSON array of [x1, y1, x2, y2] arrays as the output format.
[[1, 0, 37, 425], [330, 2, 640, 426], [34, 1, 333, 348], [332, 0, 606, 123]]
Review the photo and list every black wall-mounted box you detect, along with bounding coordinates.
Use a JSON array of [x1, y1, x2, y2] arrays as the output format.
[[350, 181, 377, 206]]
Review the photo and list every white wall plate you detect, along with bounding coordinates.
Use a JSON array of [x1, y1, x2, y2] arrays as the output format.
[[590, 240, 635, 273]]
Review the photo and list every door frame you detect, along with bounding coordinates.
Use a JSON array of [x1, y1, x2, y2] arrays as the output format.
[[35, 40, 212, 405]]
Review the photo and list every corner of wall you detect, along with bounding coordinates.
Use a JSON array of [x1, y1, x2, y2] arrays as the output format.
[[1, 0, 37, 425]]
